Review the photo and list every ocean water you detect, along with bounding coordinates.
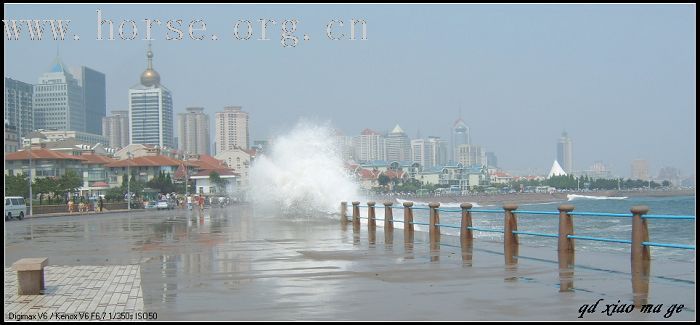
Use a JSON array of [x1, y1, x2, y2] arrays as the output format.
[[361, 195, 695, 262]]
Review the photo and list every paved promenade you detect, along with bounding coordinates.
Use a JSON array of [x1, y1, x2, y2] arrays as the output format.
[[4, 265, 144, 320], [4, 206, 695, 321]]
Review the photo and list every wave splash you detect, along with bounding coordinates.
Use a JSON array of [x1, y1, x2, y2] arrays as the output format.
[[567, 194, 628, 201], [249, 121, 359, 215]]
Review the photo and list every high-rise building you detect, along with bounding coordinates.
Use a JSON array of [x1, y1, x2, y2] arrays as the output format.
[[102, 110, 130, 149], [4, 124, 19, 153], [4, 77, 34, 139], [631, 159, 650, 180], [353, 128, 385, 162], [411, 139, 425, 167], [80, 67, 106, 135], [215, 106, 249, 152], [33, 56, 85, 132], [413, 136, 447, 168], [457, 144, 486, 167], [486, 152, 498, 168], [178, 107, 210, 155], [658, 166, 681, 186], [557, 131, 573, 173], [385, 124, 411, 162], [129, 43, 174, 149], [427, 136, 448, 167], [451, 118, 470, 163], [333, 130, 354, 162]]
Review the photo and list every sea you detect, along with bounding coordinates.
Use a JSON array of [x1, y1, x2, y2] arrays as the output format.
[[376, 195, 695, 262]]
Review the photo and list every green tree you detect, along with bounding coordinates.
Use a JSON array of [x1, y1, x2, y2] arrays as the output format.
[[33, 177, 56, 204], [378, 174, 390, 186], [57, 170, 83, 199], [209, 171, 229, 193], [105, 187, 126, 202], [5, 173, 29, 198]]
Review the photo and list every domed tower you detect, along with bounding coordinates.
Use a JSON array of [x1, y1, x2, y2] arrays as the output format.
[[129, 42, 174, 149], [140, 42, 161, 87]]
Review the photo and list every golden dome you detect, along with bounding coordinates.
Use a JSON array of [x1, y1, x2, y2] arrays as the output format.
[[140, 43, 160, 87], [140, 68, 160, 87]]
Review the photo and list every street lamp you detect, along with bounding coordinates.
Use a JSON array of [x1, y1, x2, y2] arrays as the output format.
[[26, 136, 33, 216], [127, 151, 132, 211]]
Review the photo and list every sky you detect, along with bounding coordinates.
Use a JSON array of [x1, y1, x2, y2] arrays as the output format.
[[3, 4, 696, 177]]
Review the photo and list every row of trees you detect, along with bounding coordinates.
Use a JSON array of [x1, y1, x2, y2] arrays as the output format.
[[513, 175, 669, 191], [5, 171, 83, 204]]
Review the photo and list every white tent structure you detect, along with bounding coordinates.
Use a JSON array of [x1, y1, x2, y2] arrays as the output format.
[[548, 160, 567, 178]]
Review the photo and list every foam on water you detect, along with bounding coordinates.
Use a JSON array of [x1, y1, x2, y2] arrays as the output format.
[[568, 194, 628, 201], [249, 121, 360, 215]]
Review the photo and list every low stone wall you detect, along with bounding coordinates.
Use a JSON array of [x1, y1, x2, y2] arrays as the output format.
[[31, 202, 129, 214]]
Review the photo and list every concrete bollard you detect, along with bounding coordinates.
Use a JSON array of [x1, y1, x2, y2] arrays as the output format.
[[557, 204, 575, 292], [403, 201, 414, 236], [367, 202, 376, 245], [352, 201, 361, 236], [384, 202, 394, 245], [340, 201, 348, 224], [503, 203, 519, 265], [631, 205, 650, 307], [403, 202, 415, 255], [460, 203, 473, 243], [429, 202, 441, 240], [12, 258, 49, 295], [429, 202, 441, 262], [460, 203, 474, 266]]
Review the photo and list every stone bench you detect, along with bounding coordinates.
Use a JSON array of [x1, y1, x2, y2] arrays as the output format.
[[12, 258, 49, 295]]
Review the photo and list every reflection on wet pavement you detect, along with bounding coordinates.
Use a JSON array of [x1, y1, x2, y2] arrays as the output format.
[[4, 206, 695, 320]]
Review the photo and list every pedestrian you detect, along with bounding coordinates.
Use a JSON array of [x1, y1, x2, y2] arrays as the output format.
[[98, 196, 104, 212], [68, 200, 74, 213]]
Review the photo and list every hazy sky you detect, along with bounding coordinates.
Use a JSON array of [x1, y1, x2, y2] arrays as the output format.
[[4, 4, 696, 177]]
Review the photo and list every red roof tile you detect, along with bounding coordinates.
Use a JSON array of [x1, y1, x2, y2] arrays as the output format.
[[80, 154, 118, 165], [105, 155, 182, 168], [5, 149, 85, 161], [191, 169, 239, 177]]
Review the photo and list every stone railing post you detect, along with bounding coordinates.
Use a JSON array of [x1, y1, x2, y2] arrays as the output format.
[[557, 204, 575, 292], [429, 202, 441, 262], [383, 202, 394, 245], [631, 205, 650, 307], [460, 203, 473, 243], [367, 202, 376, 245], [503, 203, 519, 265], [340, 201, 348, 224], [403, 201, 414, 237]]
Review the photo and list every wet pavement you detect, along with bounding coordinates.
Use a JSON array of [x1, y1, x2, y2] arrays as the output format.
[[4, 205, 695, 320]]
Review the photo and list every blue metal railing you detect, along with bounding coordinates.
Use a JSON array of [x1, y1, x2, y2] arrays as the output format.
[[347, 202, 696, 251]]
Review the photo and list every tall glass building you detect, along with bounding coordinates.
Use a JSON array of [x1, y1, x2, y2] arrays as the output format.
[[33, 57, 85, 132], [129, 43, 174, 149], [4, 77, 34, 138], [451, 118, 470, 163], [81, 67, 106, 135], [557, 131, 573, 174]]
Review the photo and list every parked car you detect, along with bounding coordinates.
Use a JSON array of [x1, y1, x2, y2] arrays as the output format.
[[144, 201, 157, 210], [156, 200, 174, 210], [5, 196, 27, 220]]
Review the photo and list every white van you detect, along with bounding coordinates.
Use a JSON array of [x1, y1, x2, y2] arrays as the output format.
[[5, 196, 27, 220]]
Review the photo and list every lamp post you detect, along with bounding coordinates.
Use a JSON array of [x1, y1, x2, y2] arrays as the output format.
[[4, 119, 8, 194], [127, 151, 132, 211], [27, 137, 33, 216]]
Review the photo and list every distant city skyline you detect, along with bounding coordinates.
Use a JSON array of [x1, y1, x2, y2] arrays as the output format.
[[3, 4, 695, 177]]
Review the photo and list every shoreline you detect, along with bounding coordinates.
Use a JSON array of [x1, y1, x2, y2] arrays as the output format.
[[371, 189, 695, 206]]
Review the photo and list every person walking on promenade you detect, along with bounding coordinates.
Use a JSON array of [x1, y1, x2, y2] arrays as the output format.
[[198, 195, 205, 212], [98, 196, 104, 212], [68, 200, 74, 214]]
